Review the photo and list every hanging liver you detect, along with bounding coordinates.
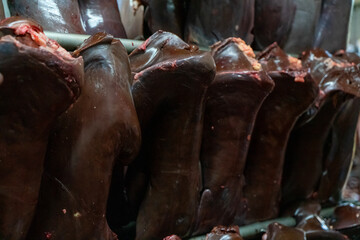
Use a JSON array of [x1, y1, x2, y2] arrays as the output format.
[[126, 31, 215, 239], [8, 0, 85, 33], [78, 0, 127, 37], [26, 32, 140, 240], [262, 223, 306, 240], [141, 0, 187, 38], [242, 45, 318, 224], [185, 0, 255, 46], [253, 0, 295, 50], [0, 17, 83, 240], [194, 38, 274, 234], [313, 0, 353, 53], [282, 49, 360, 208]]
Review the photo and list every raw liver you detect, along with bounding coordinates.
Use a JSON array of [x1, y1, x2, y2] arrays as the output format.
[[253, 0, 322, 54], [0, 17, 83, 240], [282, 49, 360, 208], [253, 0, 295, 50], [262, 223, 306, 240], [294, 201, 329, 231], [141, 0, 187, 38], [127, 31, 215, 239], [0, 1, 4, 20], [317, 98, 360, 203], [185, 0, 254, 46], [79, 0, 127, 37], [8, 0, 85, 33], [26, 32, 140, 240], [195, 38, 274, 234], [331, 203, 360, 230], [243, 45, 318, 223], [313, 0, 353, 53]]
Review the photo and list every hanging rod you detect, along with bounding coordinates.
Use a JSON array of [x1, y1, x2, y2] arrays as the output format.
[[44, 31, 145, 53], [45, 31, 210, 53]]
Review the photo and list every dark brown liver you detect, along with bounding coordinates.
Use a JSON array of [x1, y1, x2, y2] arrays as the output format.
[[127, 31, 215, 240], [317, 98, 360, 203], [256, 42, 302, 72], [313, 0, 353, 53], [242, 45, 318, 224], [78, 0, 127, 37], [282, 49, 360, 208], [253, 0, 295, 50], [26, 32, 140, 240], [263, 223, 306, 240], [253, 0, 322, 54], [8, 0, 85, 33], [0, 17, 83, 240], [331, 203, 360, 230], [195, 38, 274, 234], [185, 0, 254, 46], [243, 70, 318, 223], [141, 0, 187, 38], [0, 1, 4, 20], [282, 0, 321, 54], [294, 201, 329, 231]]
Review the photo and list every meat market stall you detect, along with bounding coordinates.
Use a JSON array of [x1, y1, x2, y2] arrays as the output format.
[[0, 1, 359, 240]]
